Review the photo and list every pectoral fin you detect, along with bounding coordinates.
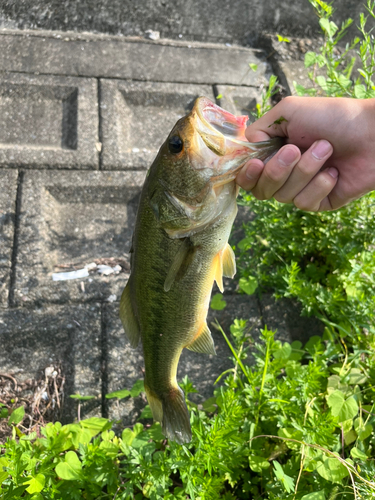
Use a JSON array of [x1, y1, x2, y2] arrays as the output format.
[[186, 323, 216, 355], [119, 282, 140, 348], [164, 238, 195, 292]]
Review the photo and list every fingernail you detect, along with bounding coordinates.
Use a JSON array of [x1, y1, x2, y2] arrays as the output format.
[[327, 167, 338, 178], [312, 140, 332, 160], [277, 146, 298, 167]]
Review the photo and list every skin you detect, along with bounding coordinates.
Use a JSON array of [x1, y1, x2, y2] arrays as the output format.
[[236, 96, 375, 211]]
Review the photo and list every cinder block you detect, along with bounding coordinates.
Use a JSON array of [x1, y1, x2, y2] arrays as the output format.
[[0, 73, 98, 169], [216, 85, 263, 124], [0, 32, 272, 86], [0, 304, 102, 421], [0, 169, 17, 306], [259, 293, 324, 343], [100, 80, 215, 169], [105, 294, 261, 427], [14, 170, 146, 305]]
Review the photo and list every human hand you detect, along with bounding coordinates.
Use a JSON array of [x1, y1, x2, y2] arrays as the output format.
[[236, 96, 375, 210]]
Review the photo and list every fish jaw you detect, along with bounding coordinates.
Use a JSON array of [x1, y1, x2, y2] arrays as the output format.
[[189, 96, 284, 182]]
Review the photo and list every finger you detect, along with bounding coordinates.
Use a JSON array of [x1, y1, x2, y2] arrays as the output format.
[[236, 159, 264, 191], [245, 96, 293, 142], [251, 145, 301, 200], [293, 167, 339, 212], [274, 140, 333, 203], [246, 128, 272, 143]]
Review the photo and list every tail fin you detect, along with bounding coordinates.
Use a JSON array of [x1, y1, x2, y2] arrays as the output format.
[[145, 385, 192, 444]]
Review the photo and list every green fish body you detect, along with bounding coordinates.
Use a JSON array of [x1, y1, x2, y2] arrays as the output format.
[[120, 97, 282, 443]]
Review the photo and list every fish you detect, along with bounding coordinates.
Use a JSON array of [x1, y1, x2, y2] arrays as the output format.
[[119, 96, 283, 444]]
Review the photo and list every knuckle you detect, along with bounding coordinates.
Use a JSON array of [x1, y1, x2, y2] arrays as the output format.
[[274, 192, 292, 204], [293, 197, 318, 212], [251, 188, 271, 201]]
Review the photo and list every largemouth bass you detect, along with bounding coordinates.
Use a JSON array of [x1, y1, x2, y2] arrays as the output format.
[[120, 96, 282, 444]]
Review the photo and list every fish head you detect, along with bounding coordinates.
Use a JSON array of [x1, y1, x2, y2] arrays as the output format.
[[148, 96, 283, 237]]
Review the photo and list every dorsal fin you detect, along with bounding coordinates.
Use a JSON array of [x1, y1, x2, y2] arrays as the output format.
[[119, 282, 140, 348], [186, 323, 216, 355]]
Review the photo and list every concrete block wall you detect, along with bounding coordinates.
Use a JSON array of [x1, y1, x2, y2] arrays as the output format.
[[0, 29, 323, 424]]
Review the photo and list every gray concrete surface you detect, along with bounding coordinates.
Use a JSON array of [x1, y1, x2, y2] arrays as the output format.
[[0, 0, 371, 44], [0, 30, 272, 85], [0, 26, 324, 428], [0, 305, 102, 421], [0, 170, 17, 306], [0, 73, 98, 169], [101, 81, 215, 169], [14, 170, 144, 305]]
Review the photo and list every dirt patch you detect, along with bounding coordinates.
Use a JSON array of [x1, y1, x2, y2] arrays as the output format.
[[0, 366, 65, 443]]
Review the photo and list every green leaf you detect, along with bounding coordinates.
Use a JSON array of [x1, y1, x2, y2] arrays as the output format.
[[304, 51, 316, 68], [273, 341, 292, 360], [122, 428, 135, 446], [55, 451, 82, 480], [273, 461, 295, 493], [210, 293, 227, 310], [216, 93, 223, 99], [80, 417, 112, 435], [249, 455, 270, 472], [99, 440, 119, 458], [278, 427, 303, 450], [202, 397, 218, 413], [316, 75, 328, 92], [316, 457, 349, 483], [69, 394, 95, 401], [0, 457, 9, 485], [277, 34, 290, 43], [140, 405, 153, 419], [351, 447, 368, 461], [132, 432, 154, 450], [327, 390, 358, 422], [319, 18, 338, 38], [238, 276, 258, 295], [130, 379, 145, 397], [147, 422, 165, 442], [354, 417, 372, 440], [249, 63, 258, 72], [105, 388, 131, 399], [354, 84, 367, 99], [301, 491, 326, 500], [8, 406, 25, 426], [25, 474, 45, 494], [0, 408, 8, 418]]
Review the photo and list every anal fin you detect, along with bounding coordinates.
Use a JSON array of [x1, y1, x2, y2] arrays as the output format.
[[119, 282, 140, 348], [186, 323, 216, 355], [222, 243, 236, 278], [214, 243, 236, 292]]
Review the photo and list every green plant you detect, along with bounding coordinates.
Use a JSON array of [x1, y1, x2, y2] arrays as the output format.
[[0, 325, 374, 499], [295, 0, 375, 98]]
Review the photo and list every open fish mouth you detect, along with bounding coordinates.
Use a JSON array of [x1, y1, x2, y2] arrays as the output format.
[[191, 96, 283, 179], [198, 97, 249, 141]]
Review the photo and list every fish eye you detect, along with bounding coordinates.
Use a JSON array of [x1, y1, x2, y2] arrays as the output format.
[[168, 135, 183, 154]]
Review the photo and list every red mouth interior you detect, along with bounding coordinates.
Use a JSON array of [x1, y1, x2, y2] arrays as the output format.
[[201, 101, 248, 139]]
